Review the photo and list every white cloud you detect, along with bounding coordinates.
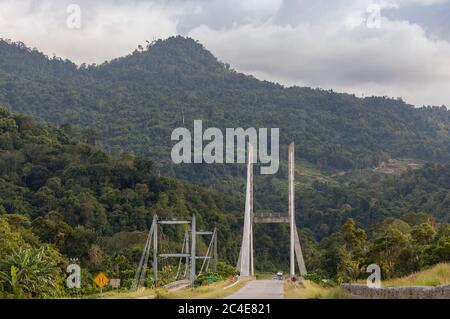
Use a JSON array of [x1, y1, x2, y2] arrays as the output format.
[[232, 0, 283, 19], [0, 0, 180, 63], [0, 0, 449, 106], [189, 0, 450, 106]]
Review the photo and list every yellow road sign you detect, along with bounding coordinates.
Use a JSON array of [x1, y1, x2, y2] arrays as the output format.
[[94, 272, 109, 288]]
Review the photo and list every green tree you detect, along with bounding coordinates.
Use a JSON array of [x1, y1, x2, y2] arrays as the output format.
[[369, 227, 413, 278], [0, 246, 65, 298], [411, 223, 436, 245], [336, 219, 367, 281], [0, 215, 29, 258]]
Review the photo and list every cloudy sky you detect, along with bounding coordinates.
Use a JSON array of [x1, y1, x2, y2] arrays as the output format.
[[0, 0, 449, 107]]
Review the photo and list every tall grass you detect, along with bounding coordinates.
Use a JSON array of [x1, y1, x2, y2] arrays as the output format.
[[383, 263, 450, 287], [156, 279, 250, 299], [284, 280, 348, 299]]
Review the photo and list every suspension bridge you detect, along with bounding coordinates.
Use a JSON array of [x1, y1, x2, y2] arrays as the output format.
[[133, 142, 307, 292], [133, 214, 218, 289]]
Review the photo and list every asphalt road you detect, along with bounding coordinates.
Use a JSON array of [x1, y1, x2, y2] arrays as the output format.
[[225, 280, 284, 299]]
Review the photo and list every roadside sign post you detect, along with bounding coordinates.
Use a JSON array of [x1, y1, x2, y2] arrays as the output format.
[[110, 278, 121, 290], [94, 272, 110, 297]]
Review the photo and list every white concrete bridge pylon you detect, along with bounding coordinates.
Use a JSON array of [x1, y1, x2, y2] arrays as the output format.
[[238, 143, 254, 277], [237, 143, 307, 278]]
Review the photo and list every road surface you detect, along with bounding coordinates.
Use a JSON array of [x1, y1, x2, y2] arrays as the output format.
[[225, 280, 284, 299]]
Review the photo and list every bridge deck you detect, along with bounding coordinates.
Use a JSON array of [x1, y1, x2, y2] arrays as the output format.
[[225, 280, 284, 299]]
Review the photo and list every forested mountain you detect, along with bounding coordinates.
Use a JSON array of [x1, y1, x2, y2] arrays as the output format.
[[0, 107, 244, 265], [0, 37, 449, 297], [0, 36, 449, 181], [296, 162, 450, 237], [0, 107, 448, 283]]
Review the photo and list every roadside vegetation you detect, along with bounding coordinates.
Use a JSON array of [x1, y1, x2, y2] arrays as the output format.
[[87, 288, 156, 299], [0, 105, 449, 298], [156, 278, 250, 299], [382, 263, 450, 287], [284, 280, 348, 299]]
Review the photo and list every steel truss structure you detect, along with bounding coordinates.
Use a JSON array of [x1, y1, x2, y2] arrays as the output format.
[[133, 215, 218, 289]]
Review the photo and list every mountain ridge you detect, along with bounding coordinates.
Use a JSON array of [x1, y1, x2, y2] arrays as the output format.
[[0, 36, 449, 180]]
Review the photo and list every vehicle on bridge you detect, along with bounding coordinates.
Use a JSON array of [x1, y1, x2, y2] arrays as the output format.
[[274, 272, 283, 280]]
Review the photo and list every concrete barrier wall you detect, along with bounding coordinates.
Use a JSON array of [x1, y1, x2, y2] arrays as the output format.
[[341, 284, 450, 299]]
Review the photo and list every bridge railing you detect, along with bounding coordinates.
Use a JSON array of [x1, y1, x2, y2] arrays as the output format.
[[253, 212, 286, 218]]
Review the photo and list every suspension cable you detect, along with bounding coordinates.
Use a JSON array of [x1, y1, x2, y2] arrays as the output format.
[[175, 230, 188, 279], [198, 229, 216, 276]]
